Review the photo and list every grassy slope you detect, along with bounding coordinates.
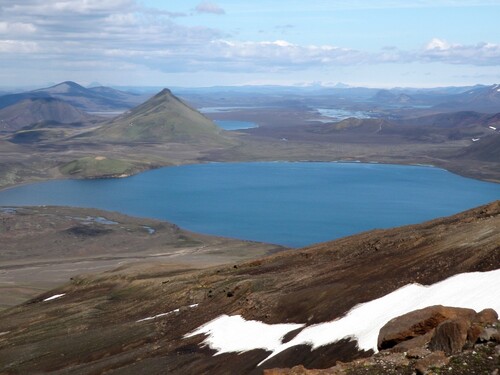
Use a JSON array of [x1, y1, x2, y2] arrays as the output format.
[[59, 156, 139, 178], [92, 89, 232, 145]]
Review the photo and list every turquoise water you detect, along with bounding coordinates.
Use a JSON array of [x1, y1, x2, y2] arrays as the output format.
[[215, 120, 258, 130], [0, 162, 498, 247]]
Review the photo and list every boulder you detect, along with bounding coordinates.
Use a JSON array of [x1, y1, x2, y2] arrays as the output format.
[[466, 323, 484, 347], [429, 318, 470, 355], [476, 308, 499, 324], [378, 305, 476, 350], [390, 331, 433, 353], [478, 327, 500, 342]]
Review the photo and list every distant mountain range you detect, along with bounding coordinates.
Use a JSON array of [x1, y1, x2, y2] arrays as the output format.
[[0, 81, 149, 112], [432, 84, 500, 113], [372, 89, 415, 104], [309, 109, 500, 151], [367, 84, 500, 112], [0, 80, 498, 184], [0, 97, 93, 133]]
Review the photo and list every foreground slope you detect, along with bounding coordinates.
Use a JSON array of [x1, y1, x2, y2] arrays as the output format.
[[0, 201, 498, 374]]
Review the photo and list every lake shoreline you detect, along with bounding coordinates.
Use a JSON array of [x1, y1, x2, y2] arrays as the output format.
[[1, 155, 498, 195], [1, 161, 498, 248]]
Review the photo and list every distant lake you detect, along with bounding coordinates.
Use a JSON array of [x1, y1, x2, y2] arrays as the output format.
[[313, 108, 373, 122], [199, 106, 268, 114], [215, 120, 258, 130], [0, 162, 498, 247]]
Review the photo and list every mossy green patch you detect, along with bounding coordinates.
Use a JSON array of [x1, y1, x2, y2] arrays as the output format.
[[59, 157, 138, 178]]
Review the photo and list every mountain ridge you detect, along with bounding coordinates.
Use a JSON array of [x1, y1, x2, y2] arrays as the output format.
[[0, 81, 148, 112], [0, 97, 93, 132]]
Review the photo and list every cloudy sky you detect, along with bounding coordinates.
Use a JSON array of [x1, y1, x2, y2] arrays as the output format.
[[1, 0, 499, 88]]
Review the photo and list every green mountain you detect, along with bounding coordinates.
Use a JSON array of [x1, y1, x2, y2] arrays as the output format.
[[91, 89, 230, 145]]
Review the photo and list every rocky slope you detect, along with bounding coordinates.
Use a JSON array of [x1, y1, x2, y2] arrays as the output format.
[[0, 201, 498, 374], [265, 306, 500, 374]]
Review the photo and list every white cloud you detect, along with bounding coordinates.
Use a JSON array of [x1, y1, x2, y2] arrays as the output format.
[[0, 40, 39, 53], [0, 1, 498, 83], [195, 1, 225, 15], [203, 40, 366, 70], [420, 38, 500, 65], [0, 22, 37, 35], [426, 38, 450, 50], [0, 0, 136, 16]]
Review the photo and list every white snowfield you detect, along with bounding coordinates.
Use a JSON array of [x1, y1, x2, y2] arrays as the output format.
[[185, 269, 500, 366], [185, 315, 304, 355], [137, 304, 198, 322], [43, 294, 65, 302], [489, 126, 497, 130]]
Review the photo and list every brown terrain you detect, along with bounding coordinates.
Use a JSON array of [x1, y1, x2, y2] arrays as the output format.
[[205, 107, 500, 183], [0, 206, 283, 310], [0, 201, 498, 374]]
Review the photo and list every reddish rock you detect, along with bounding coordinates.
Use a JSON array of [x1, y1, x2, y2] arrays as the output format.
[[475, 308, 499, 324], [378, 305, 476, 350], [466, 323, 484, 347], [390, 331, 434, 353], [264, 367, 308, 375], [492, 330, 500, 343], [429, 318, 470, 355], [414, 351, 450, 375]]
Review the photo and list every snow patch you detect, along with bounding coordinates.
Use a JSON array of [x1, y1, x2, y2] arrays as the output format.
[[43, 293, 65, 302], [137, 304, 199, 322], [489, 126, 497, 130], [185, 269, 500, 366], [185, 315, 304, 355]]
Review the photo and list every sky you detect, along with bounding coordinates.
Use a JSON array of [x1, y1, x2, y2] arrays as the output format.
[[0, 0, 499, 88]]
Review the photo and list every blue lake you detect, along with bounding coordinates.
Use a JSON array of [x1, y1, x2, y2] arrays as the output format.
[[214, 120, 258, 130], [314, 108, 373, 122], [0, 162, 498, 247]]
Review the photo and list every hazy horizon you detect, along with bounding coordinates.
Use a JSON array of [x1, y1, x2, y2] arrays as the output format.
[[1, 1, 499, 88]]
